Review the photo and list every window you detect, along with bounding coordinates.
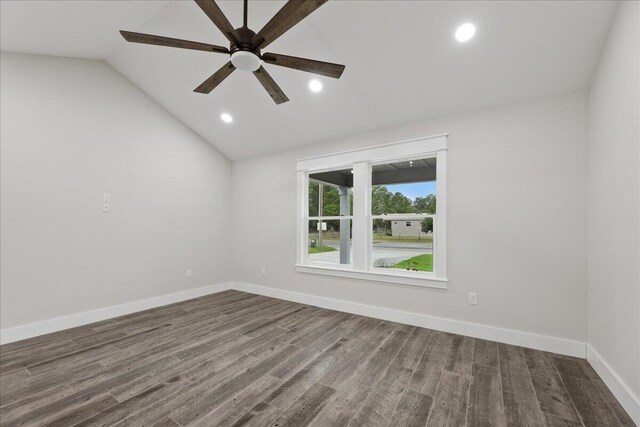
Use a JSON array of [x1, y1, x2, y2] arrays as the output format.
[[296, 134, 447, 288], [371, 157, 436, 274], [307, 168, 353, 267]]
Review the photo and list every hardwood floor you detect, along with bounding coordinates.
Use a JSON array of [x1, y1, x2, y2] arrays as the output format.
[[0, 290, 634, 426]]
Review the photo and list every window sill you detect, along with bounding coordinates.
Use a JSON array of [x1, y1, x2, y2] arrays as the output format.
[[295, 264, 448, 289]]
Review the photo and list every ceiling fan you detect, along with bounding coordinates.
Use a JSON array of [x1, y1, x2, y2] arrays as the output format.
[[120, 0, 345, 105]]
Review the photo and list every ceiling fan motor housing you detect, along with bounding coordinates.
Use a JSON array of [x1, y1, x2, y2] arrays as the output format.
[[229, 26, 261, 72]]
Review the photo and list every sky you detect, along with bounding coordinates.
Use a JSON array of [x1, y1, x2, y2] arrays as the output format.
[[386, 182, 436, 201]]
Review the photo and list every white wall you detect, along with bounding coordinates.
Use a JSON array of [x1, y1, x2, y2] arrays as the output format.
[[0, 54, 593, 354], [587, 0, 640, 407], [0, 53, 232, 329], [232, 91, 588, 344]]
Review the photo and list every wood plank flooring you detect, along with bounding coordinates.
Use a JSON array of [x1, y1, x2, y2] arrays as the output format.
[[0, 290, 634, 426]]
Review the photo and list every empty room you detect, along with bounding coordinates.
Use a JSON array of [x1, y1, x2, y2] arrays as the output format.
[[0, 0, 638, 425]]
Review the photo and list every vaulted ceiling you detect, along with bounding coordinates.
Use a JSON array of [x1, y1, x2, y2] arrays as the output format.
[[1, 1, 617, 159]]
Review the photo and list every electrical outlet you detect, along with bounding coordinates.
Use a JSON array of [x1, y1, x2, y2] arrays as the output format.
[[102, 203, 111, 212], [186, 269, 193, 278], [468, 292, 478, 305], [102, 193, 111, 203], [261, 266, 266, 275]]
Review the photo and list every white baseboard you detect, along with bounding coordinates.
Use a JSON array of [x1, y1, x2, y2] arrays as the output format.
[[587, 345, 640, 425], [0, 281, 586, 360], [231, 282, 587, 358], [3, 280, 635, 423], [0, 282, 233, 345]]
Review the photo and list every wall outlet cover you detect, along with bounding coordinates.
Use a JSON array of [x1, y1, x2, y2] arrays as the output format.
[[468, 292, 478, 305]]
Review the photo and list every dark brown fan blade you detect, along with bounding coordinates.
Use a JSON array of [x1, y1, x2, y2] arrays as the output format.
[[253, 66, 289, 104], [120, 31, 229, 54], [194, 0, 237, 44], [252, 0, 327, 49], [194, 62, 236, 94], [262, 53, 344, 79]]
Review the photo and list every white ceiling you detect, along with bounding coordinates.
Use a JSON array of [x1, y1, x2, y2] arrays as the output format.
[[0, 1, 169, 59], [1, 1, 617, 160]]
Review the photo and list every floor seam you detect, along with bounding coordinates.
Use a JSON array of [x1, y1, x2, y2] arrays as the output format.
[[549, 354, 586, 426], [522, 350, 550, 425], [168, 415, 183, 426]]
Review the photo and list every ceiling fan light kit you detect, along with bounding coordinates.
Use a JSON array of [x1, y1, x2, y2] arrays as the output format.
[[120, 0, 345, 105], [231, 51, 261, 72]]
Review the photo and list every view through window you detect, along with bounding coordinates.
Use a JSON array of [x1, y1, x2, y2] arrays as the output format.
[[308, 168, 353, 266], [296, 134, 447, 286], [371, 157, 436, 272], [306, 159, 436, 273]]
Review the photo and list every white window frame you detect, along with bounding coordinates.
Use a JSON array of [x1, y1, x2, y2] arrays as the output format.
[[296, 134, 448, 289]]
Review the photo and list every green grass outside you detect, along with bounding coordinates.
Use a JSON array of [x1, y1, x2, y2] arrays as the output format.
[[372, 234, 433, 244], [308, 232, 341, 241], [308, 245, 338, 254], [309, 232, 433, 244], [392, 254, 433, 272]]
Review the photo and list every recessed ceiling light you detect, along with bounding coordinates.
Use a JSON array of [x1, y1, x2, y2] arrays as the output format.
[[309, 79, 323, 93], [220, 113, 233, 123], [455, 22, 476, 42]]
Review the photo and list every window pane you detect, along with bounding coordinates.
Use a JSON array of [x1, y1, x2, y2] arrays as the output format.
[[371, 158, 436, 273], [372, 218, 433, 272], [371, 158, 436, 215], [308, 219, 352, 266], [309, 168, 353, 217]]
